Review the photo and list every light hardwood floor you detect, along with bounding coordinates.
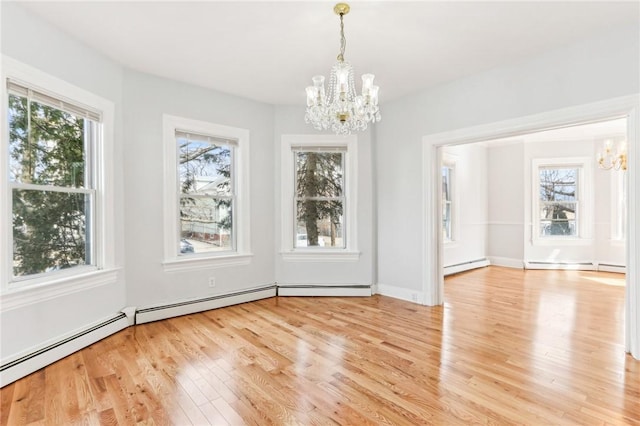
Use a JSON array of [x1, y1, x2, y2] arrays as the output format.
[[2, 267, 639, 425]]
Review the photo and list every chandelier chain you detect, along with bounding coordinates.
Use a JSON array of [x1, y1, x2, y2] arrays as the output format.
[[338, 13, 346, 62]]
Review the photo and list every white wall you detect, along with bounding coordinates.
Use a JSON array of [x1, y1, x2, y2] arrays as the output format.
[[442, 144, 488, 267], [376, 24, 639, 293], [485, 138, 626, 267], [487, 142, 526, 266], [123, 70, 276, 308], [0, 3, 126, 360], [273, 106, 375, 287]]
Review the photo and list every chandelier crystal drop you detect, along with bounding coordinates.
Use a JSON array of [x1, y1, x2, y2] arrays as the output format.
[[305, 3, 381, 135]]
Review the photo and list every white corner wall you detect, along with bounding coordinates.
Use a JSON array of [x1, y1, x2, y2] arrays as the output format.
[[487, 142, 526, 267], [442, 144, 488, 267], [376, 24, 639, 297], [486, 137, 626, 268], [0, 3, 126, 361], [272, 106, 375, 289], [122, 70, 276, 308]]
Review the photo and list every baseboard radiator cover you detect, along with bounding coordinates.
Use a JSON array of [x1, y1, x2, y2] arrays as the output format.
[[135, 285, 277, 324], [444, 258, 490, 276], [597, 263, 626, 274], [0, 313, 129, 387], [277, 284, 372, 297], [524, 261, 595, 271]]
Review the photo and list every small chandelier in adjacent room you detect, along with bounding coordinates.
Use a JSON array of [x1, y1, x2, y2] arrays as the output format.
[[305, 3, 381, 135], [597, 138, 627, 171]]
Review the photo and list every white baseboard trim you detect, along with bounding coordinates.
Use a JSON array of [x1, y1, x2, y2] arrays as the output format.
[[444, 258, 490, 276], [487, 256, 524, 269], [136, 285, 276, 324], [524, 261, 595, 271], [0, 313, 129, 387], [376, 283, 424, 304], [597, 263, 627, 274], [277, 284, 371, 297]]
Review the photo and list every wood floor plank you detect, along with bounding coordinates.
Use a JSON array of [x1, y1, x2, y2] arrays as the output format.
[[2, 267, 639, 425]]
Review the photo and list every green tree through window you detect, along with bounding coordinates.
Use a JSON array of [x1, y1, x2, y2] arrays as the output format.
[[294, 151, 344, 248], [8, 90, 96, 277]]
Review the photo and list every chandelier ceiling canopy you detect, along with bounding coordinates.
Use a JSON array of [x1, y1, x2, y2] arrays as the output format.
[[305, 3, 381, 135]]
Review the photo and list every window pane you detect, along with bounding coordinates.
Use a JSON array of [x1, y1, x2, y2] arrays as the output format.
[[296, 200, 344, 248], [539, 168, 577, 201], [9, 94, 88, 188], [295, 152, 343, 198], [180, 196, 232, 253], [442, 167, 451, 201], [12, 189, 90, 277], [179, 138, 231, 196], [443, 202, 451, 240], [540, 202, 577, 236]]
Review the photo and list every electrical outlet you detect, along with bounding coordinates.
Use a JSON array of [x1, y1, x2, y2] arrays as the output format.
[[208, 277, 216, 288]]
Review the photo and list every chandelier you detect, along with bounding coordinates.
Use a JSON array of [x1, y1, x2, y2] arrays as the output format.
[[305, 3, 381, 135], [597, 138, 627, 171]]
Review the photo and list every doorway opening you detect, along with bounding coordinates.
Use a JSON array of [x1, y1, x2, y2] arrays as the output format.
[[422, 95, 639, 358]]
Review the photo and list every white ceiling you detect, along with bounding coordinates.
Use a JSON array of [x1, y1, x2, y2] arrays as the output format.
[[14, 1, 640, 106]]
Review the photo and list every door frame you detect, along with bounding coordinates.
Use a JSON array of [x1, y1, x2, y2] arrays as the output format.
[[422, 94, 640, 359]]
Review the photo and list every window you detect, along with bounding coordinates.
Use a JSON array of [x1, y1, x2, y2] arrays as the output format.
[[177, 131, 235, 254], [280, 135, 359, 261], [442, 166, 453, 241], [294, 150, 344, 248], [162, 115, 250, 271], [1, 58, 116, 293], [532, 157, 592, 242], [7, 81, 99, 280], [538, 167, 579, 236]]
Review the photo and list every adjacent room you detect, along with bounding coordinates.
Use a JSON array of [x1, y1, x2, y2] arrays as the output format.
[[1, 1, 639, 424]]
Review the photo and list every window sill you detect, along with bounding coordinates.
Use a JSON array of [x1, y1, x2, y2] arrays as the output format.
[[532, 237, 592, 247], [162, 253, 253, 272], [1, 268, 120, 312], [610, 239, 626, 247], [280, 250, 361, 262]]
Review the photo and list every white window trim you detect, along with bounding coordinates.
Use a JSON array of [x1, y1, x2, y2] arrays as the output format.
[[162, 115, 251, 271], [0, 56, 117, 299], [280, 135, 360, 262], [442, 153, 458, 244], [531, 156, 593, 246]]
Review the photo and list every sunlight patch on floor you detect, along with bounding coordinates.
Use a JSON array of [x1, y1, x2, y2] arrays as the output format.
[[581, 275, 626, 287]]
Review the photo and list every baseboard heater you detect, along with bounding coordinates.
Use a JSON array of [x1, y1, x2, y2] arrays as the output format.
[[597, 263, 626, 274], [136, 284, 277, 324], [524, 261, 595, 270], [0, 313, 129, 387], [444, 258, 490, 276], [277, 284, 372, 297]]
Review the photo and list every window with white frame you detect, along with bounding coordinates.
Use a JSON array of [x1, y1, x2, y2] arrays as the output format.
[[538, 167, 579, 236], [532, 157, 592, 241], [281, 135, 358, 260], [294, 149, 345, 248], [177, 131, 235, 254], [442, 165, 453, 241], [7, 80, 99, 281], [162, 115, 250, 270], [1, 58, 116, 292]]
